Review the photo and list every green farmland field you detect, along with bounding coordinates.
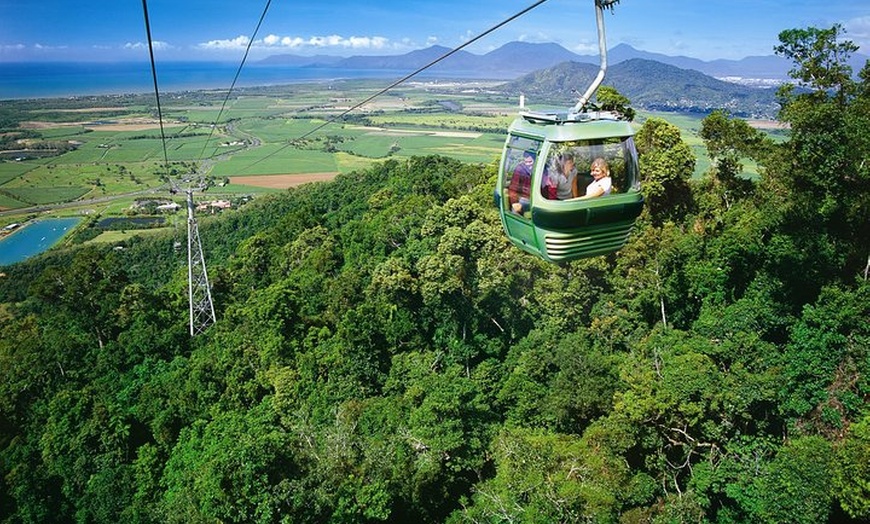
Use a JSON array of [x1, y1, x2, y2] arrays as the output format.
[[0, 79, 763, 230], [0, 162, 34, 185]]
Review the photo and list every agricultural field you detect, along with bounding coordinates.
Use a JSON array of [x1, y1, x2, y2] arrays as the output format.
[[0, 79, 739, 236]]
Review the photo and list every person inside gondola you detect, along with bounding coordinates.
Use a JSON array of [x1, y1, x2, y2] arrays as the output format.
[[543, 151, 579, 200], [580, 156, 612, 198], [509, 150, 535, 214]]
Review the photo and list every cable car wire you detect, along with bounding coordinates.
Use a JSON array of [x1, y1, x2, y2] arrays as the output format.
[[244, 0, 553, 171], [141, 0, 170, 177], [197, 0, 273, 162], [142, 0, 274, 187]]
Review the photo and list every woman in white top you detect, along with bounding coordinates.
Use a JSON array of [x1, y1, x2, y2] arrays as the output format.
[[582, 157, 612, 198]]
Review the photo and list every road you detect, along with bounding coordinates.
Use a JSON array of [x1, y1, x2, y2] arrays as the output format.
[[0, 187, 167, 218]]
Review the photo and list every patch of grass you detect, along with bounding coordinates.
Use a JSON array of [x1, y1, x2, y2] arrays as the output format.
[[0, 192, 28, 209], [4, 161, 165, 196], [39, 126, 92, 139], [334, 152, 380, 174], [212, 183, 282, 195], [211, 144, 338, 176], [85, 227, 173, 245], [5, 186, 91, 205], [0, 162, 35, 185], [368, 112, 512, 132]]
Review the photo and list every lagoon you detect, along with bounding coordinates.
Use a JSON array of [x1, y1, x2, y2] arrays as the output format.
[[0, 217, 82, 266]]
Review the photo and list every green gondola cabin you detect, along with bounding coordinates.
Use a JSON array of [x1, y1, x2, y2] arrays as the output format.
[[495, 110, 643, 263]]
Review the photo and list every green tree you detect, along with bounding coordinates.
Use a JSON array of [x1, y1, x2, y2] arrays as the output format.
[[774, 24, 860, 99], [596, 85, 635, 121], [698, 110, 769, 214], [159, 400, 302, 524], [832, 414, 870, 520], [779, 283, 869, 431], [634, 117, 696, 225], [404, 364, 494, 521], [767, 25, 870, 281], [30, 246, 129, 351], [499, 327, 619, 434], [454, 427, 629, 523], [753, 436, 834, 524]]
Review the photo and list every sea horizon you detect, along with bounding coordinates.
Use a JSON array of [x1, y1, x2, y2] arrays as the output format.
[[0, 61, 503, 101]]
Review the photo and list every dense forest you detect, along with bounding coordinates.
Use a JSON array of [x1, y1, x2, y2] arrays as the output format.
[[1, 26, 868, 523]]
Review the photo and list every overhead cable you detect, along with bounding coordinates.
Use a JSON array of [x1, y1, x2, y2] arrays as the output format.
[[245, 0, 553, 170]]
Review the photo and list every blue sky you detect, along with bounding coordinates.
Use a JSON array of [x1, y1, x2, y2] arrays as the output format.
[[1, 0, 867, 62]]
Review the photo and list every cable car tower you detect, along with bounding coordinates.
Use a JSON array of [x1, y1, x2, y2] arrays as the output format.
[[171, 175, 216, 336], [141, 0, 216, 336]]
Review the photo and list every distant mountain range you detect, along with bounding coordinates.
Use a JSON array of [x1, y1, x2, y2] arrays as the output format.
[[259, 41, 868, 81], [259, 42, 869, 119]]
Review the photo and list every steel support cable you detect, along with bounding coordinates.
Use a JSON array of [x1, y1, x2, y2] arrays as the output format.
[[141, 0, 170, 176], [142, 0, 223, 337], [198, 0, 274, 163], [142, 0, 274, 180], [244, 0, 553, 171]]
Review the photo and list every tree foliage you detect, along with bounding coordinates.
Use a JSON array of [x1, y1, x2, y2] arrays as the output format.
[[1, 24, 868, 524]]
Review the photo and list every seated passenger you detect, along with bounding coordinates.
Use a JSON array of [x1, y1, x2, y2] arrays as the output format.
[[509, 151, 534, 214], [542, 152, 579, 200], [581, 157, 612, 198]]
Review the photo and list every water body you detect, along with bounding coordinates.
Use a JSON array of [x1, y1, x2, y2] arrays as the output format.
[[0, 61, 494, 100], [0, 217, 82, 266]]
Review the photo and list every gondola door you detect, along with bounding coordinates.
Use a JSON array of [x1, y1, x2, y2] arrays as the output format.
[[497, 134, 546, 259]]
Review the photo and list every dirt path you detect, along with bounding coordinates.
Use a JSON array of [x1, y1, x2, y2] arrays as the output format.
[[229, 173, 339, 189]]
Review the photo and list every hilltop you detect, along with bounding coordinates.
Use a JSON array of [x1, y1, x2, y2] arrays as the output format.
[[503, 58, 780, 118]]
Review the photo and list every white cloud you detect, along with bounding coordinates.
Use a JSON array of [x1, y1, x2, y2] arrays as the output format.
[[308, 35, 346, 47], [34, 43, 69, 50], [844, 15, 870, 51], [571, 42, 599, 54], [197, 35, 251, 50], [196, 33, 394, 52], [517, 29, 558, 45], [346, 36, 388, 49], [124, 41, 172, 51]]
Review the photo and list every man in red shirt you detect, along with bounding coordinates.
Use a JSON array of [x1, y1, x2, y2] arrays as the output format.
[[508, 151, 534, 214]]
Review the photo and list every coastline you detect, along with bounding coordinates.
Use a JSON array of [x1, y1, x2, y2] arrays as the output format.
[[0, 61, 502, 100]]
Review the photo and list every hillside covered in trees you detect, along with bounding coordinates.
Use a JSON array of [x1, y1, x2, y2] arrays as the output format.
[[501, 58, 780, 118], [1, 26, 868, 523]]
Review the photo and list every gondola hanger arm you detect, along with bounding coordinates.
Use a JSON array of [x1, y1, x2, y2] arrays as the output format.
[[572, 0, 623, 115]]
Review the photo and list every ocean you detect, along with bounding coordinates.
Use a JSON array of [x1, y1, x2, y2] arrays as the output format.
[[0, 61, 491, 100]]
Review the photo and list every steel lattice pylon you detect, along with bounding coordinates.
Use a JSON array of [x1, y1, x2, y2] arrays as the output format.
[[186, 190, 216, 336]]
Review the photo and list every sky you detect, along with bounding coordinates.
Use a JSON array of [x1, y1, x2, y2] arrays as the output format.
[[1, 0, 868, 63]]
